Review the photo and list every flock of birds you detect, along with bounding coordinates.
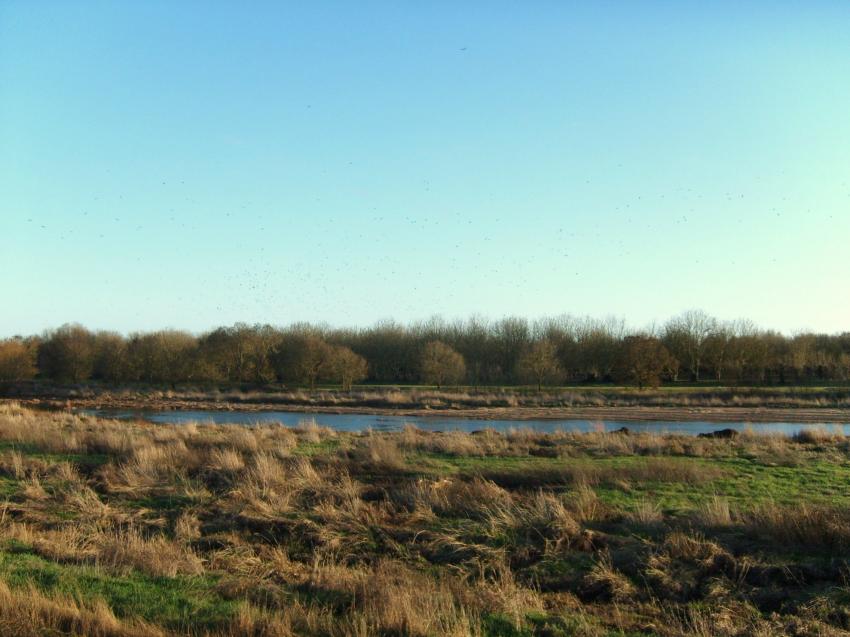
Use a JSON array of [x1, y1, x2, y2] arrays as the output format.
[[19, 164, 849, 324]]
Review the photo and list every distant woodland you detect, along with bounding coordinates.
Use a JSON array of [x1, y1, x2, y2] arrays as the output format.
[[2, 311, 849, 389]]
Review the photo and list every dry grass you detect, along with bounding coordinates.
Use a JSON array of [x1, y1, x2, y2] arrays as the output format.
[[98, 527, 204, 577], [740, 502, 850, 549], [345, 434, 407, 472], [24, 384, 850, 411], [581, 552, 635, 602], [0, 401, 849, 636], [0, 580, 161, 637]]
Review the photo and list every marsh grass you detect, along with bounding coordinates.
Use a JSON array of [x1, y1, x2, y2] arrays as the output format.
[[1, 401, 850, 635], [26, 384, 850, 411]]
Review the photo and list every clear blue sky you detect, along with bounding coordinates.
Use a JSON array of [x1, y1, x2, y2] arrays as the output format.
[[2, 1, 849, 336]]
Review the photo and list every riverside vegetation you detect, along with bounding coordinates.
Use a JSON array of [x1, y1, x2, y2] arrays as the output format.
[[3, 312, 850, 392], [1, 402, 850, 635]]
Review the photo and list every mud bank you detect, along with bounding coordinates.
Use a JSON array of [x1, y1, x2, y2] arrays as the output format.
[[13, 395, 850, 424]]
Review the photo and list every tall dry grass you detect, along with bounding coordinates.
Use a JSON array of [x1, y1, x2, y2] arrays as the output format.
[[1, 402, 850, 636], [0, 580, 162, 637]]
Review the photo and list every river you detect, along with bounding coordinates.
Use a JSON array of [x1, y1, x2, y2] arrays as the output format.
[[81, 408, 850, 436]]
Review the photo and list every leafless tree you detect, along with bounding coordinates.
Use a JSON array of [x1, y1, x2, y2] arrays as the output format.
[[703, 323, 733, 382], [38, 324, 95, 382], [615, 335, 677, 389], [724, 319, 752, 383], [126, 330, 201, 386], [420, 341, 466, 388], [329, 345, 368, 391], [0, 338, 37, 381], [664, 310, 718, 381], [18, 314, 850, 388], [274, 333, 332, 390], [518, 339, 561, 390], [92, 332, 128, 382]]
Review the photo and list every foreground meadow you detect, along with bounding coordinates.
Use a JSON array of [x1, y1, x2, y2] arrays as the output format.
[[0, 403, 849, 636]]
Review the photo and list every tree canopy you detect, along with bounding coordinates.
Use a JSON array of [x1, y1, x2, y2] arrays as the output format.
[[5, 314, 849, 389]]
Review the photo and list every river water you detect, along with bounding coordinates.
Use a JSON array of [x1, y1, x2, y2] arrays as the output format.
[[81, 408, 850, 436]]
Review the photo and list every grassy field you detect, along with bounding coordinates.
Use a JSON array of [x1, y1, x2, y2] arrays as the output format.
[[1, 403, 850, 635]]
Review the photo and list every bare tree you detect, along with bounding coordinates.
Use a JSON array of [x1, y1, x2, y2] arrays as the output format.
[[494, 317, 529, 382], [664, 310, 718, 382], [329, 345, 368, 391], [92, 332, 128, 382], [518, 339, 561, 390], [0, 338, 37, 381], [575, 316, 624, 382], [703, 323, 733, 382], [451, 315, 494, 385], [615, 335, 676, 389], [420, 341, 466, 388], [727, 319, 759, 384], [199, 323, 280, 384], [38, 324, 95, 382], [126, 330, 200, 386], [18, 313, 850, 388], [274, 334, 332, 390]]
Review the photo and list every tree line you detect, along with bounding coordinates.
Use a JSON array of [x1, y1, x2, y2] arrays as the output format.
[[1, 311, 849, 388]]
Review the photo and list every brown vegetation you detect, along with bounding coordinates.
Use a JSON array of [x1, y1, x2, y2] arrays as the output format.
[[9, 312, 850, 391], [0, 338, 37, 382], [0, 402, 849, 635], [420, 340, 466, 388]]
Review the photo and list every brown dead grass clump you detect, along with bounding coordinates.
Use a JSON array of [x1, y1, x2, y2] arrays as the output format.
[[485, 490, 585, 555], [210, 447, 246, 473], [0, 580, 161, 637], [645, 531, 737, 602], [693, 496, 733, 528], [346, 561, 481, 637], [580, 553, 635, 602], [741, 502, 850, 549], [400, 477, 512, 520], [98, 527, 204, 578], [5, 403, 850, 636], [345, 435, 407, 472]]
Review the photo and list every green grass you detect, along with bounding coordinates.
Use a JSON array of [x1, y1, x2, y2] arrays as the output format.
[[293, 437, 343, 456], [597, 457, 850, 511], [0, 545, 239, 631], [0, 440, 109, 468], [4, 404, 850, 635], [406, 450, 850, 513], [0, 476, 19, 498]]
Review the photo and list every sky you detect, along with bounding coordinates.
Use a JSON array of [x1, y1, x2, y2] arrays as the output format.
[[2, 1, 850, 337]]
